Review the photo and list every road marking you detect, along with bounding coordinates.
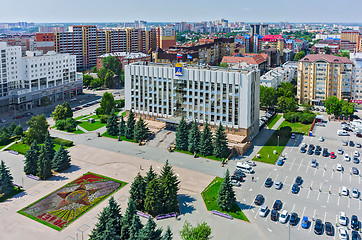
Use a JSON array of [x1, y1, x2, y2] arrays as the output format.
[[274, 174, 279, 182], [291, 204, 295, 213], [323, 212, 327, 223], [289, 158, 296, 171], [254, 207, 259, 219], [284, 176, 288, 185], [327, 185, 332, 203], [306, 165, 309, 173], [249, 188, 253, 192], [298, 207, 306, 230], [317, 183, 323, 201], [340, 172, 343, 181], [322, 166, 326, 177], [359, 199, 361, 210], [348, 197, 350, 208], [331, 170, 334, 179], [267, 228, 272, 232], [337, 195, 340, 206], [350, 174, 352, 183], [314, 167, 318, 175], [297, 159, 304, 172], [309, 209, 316, 233]]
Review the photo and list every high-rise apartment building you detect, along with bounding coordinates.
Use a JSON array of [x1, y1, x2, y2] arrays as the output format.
[[297, 54, 353, 104], [351, 53, 362, 100], [175, 22, 187, 32], [36, 33, 55, 53], [156, 26, 176, 50], [125, 62, 260, 140], [250, 24, 269, 36], [261, 35, 284, 60], [340, 30, 360, 52]]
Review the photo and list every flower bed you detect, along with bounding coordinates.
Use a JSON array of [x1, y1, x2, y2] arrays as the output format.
[[18, 172, 127, 231]]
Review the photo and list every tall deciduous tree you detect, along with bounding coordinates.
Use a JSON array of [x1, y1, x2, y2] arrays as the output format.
[[176, 116, 189, 151], [100, 92, 115, 115], [325, 96, 342, 116], [125, 110, 136, 139], [159, 160, 180, 213], [0, 160, 14, 196], [277, 96, 298, 113], [120, 198, 137, 240], [217, 169, 236, 211], [104, 69, 115, 88], [139, 217, 162, 240], [188, 120, 200, 153], [260, 85, 277, 109], [118, 116, 126, 136], [134, 117, 150, 142], [37, 145, 53, 180], [294, 50, 305, 61], [97, 67, 108, 80], [102, 55, 122, 75], [129, 173, 146, 210], [199, 122, 213, 156], [24, 140, 40, 175], [26, 114, 49, 143], [144, 178, 162, 216], [213, 123, 229, 158], [52, 102, 73, 121], [52, 145, 71, 172], [106, 109, 118, 136], [180, 221, 212, 240], [162, 226, 173, 240]]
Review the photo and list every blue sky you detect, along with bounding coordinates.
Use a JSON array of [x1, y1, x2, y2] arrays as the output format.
[[1, 0, 361, 23]]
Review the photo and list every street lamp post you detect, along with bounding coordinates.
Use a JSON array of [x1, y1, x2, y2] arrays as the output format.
[[278, 135, 280, 147]]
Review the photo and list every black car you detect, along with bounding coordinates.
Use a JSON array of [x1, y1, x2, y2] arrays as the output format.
[[352, 231, 361, 240], [316, 145, 322, 151], [254, 194, 264, 205], [234, 170, 246, 178], [354, 157, 360, 164], [352, 167, 359, 175], [350, 141, 355, 147], [309, 144, 315, 150], [325, 222, 334, 236], [307, 149, 314, 155], [314, 219, 323, 235], [273, 200, 282, 210], [323, 148, 329, 157], [271, 209, 279, 221], [265, 178, 273, 188], [300, 147, 306, 153], [291, 183, 300, 194], [351, 215, 359, 230], [295, 176, 303, 185], [289, 212, 298, 226], [314, 150, 321, 156], [231, 175, 243, 182]]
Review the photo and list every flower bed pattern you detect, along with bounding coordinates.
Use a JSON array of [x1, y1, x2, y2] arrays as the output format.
[[18, 172, 126, 231]]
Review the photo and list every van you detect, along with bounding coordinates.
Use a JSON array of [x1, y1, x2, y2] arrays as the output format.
[[337, 130, 348, 136], [236, 162, 255, 174]]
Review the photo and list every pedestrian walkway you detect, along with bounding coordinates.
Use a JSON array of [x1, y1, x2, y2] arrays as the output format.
[[0, 140, 20, 152], [271, 116, 284, 130]]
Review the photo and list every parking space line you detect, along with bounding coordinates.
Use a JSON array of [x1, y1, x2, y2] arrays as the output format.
[[322, 166, 326, 177], [298, 207, 306, 230], [359, 199, 361, 210], [331, 170, 334, 179], [291, 204, 295, 213], [309, 209, 316, 233], [348, 197, 350, 208], [297, 159, 304, 172], [323, 212, 327, 223], [305, 165, 309, 173], [314, 167, 318, 175], [327, 185, 331, 203], [274, 174, 279, 182], [349, 174, 352, 183], [337, 195, 340, 206], [317, 183, 323, 201], [340, 172, 343, 181], [254, 206, 259, 219], [289, 158, 296, 171]]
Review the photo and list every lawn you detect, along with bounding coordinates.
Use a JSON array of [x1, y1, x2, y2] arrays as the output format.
[[252, 125, 292, 164], [53, 127, 84, 134], [201, 177, 249, 222], [174, 149, 224, 162], [102, 132, 138, 143], [74, 115, 89, 120], [0, 187, 24, 202], [78, 120, 106, 131], [7, 141, 72, 155], [278, 120, 311, 135], [267, 114, 282, 129], [84, 114, 100, 120]]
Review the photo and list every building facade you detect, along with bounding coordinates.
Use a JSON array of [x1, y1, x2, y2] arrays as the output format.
[[125, 62, 260, 140], [156, 26, 176, 50], [250, 24, 268, 36], [260, 66, 296, 89], [297, 54, 353, 104], [96, 52, 151, 70], [340, 30, 360, 52], [351, 53, 362, 101]]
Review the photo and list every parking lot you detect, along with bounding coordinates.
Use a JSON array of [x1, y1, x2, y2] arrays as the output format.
[[235, 119, 362, 240]]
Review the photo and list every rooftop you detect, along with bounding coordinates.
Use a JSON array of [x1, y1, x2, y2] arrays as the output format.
[[299, 54, 352, 64], [98, 52, 149, 59], [222, 54, 267, 65]]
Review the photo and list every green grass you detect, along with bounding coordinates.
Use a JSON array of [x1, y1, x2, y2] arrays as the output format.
[[84, 114, 100, 120], [201, 177, 249, 222], [252, 126, 291, 164], [6, 141, 72, 155], [174, 148, 224, 162], [102, 132, 138, 143], [0, 187, 24, 202], [74, 115, 89, 120], [278, 120, 311, 135], [267, 114, 282, 129], [78, 120, 106, 131], [53, 127, 85, 134], [120, 111, 126, 117]]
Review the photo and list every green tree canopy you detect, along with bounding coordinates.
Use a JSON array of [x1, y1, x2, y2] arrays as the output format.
[[83, 74, 94, 87], [213, 123, 229, 158], [260, 85, 277, 109], [118, 116, 126, 137], [106, 110, 118, 136], [180, 221, 212, 240], [139, 217, 162, 240], [294, 50, 306, 61], [102, 55, 122, 75], [144, 166, 157, 186], [277, 82, 295, 98], [199, 122, 213, 156], [0, 160, 14, 196], [129, 173, 146, 210], [37, 144, 53, 180], [144, 178, 162, 216], [175, 116, 189, 151], [277, 96, 298, 113], [13, 125, 23, 136], [325, 96, 342, 116], [97, 67, 108, 80], [24, 140, 39, 175], [134, 117, 150, 142], [104, 69, 115, 88], [120, 198, 137, 240], [125, 110, 136, 139], [52, 145, 71, 172], [162, 226, 173, 240], [217, 169, 236, 211], [100, 92, 115, 115], [188, 120, 200, 153], [52, 102, 73, 121], [26, 114, 49, 143], [159, 160, 180, 213]]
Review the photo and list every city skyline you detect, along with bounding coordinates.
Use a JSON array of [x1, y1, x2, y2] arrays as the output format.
[[1, 0, 362, 23]]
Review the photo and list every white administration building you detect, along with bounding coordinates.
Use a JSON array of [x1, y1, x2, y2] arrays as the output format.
[[125, 62, 260, 140]]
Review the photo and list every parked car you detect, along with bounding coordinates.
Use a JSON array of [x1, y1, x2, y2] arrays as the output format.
[[338, 148, 344, 155], [352, 188, 359, 198], [0, 119, 6, 123], [233, 170, 246, 178], [289, 212, 298, 226], [351, 215, 359, 230], [352, 167, 359, 175], [352, 231, 361, 240], [301, 143, 307, 148], [309, 144, 315, 150], [295, 176, 303, 185], [345, 154, 350, 162], [271, 209, 279, 221], [277, 158, 284, 166], [357, 132, 362, 138], [311, 159, 317, 168], [273, 200, 282, 210], [339, 212, 348, 226], [254, 194, 264, 205], [265, 178, 273, 188], [325, 221, 334, 236], [291, 183, 300, 194], [350, 141, 355, 147], [316, 145, 322, 151], [279, 210, 289, 224], [259, 205, 268, 217], [336, 164, 343, 171], [354, 150, 360, 157], [314, 149, 321, 155], [231, 179, 241, 187], [319, 136, 325, 142], [301, 216, 309, 229], [291, 133, 296, 139], [300, 147, 306, 153], [275, 181, 282, 190], [330, 152, 336, 159], [357, 143, 361, 148], [307, 149, 314, 155], [231, 175, 243, 182], [340, 186, 349, 196], [354, 157, 360, 164], [343, 140, 348, 146], [323, 148, 329, 157], [314, 219, 323, 235], [245, 160, 256, 167], [338, 227, 348, 240]]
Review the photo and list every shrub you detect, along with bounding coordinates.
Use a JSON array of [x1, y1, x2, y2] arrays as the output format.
[[55, 120, 66, 130], [65, 118, 76, 132], [100, 114, 109, 123], [13, 125, 23, 136], [95, 107, 105, 116], [53, 137, 73, 147], [299, 112, 316, 124]]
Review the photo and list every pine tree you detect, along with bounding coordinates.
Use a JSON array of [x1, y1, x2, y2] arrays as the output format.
[[37, 145, 53, 180], [188, 120, 200, 153], [144, 178, 162, 216], [175, 116, 189, 151], [44, 133, 55, 161], [107, 196, 123, 234], [24, 140, 39, 175], [89, 206, 111, 240], [100, 220, 121, 240], [0, 160, 14, 195], [129, 173, 146, 210], [106, 109, 118, 136], [120, 198, 137, 239], [125, 110, 136, 139], [213, 123, 230, 158], [118, 116, 126, 136], [139, 217, 162, 240], [134, 117, 150, 142], [199, 122, 213, 156], [144, 166, 157, 186], [52, 145, 71, 172], [128, 214, 144, 240], [162, 226, 173, 240], [160, 161, 180, 213], [217, 169, 236, 211]]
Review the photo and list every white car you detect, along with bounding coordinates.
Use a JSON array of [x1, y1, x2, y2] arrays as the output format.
[[340, 186, 349, 196], [311, 159, 317, 168], [354, 151, 360, 157], [338, 227, 348, 240], [338, 148, 344, 155], [344, 154, 350, 162], [245, 160, 256, 167], [279, 210, 289, 223], [352, 188, 359, 198], [275, 181, 282, 190], [319, 136, 325, 142], [339, 212, 347, 226], [259, 205, 268, 217], [231, 179, 241, 187], [336, 164, 343, 171]]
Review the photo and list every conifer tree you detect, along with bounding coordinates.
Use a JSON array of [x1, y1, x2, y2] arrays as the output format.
[[44, 133, 55, 161], [144, 178, 162, 216], [118, 115, 126, 136], [188, 120, 200, 153], [37, 145, 53, 180], [162, 226, 173, 240], [107, 196, 123, 234], [106, 109, 118, 136], [120, 198, 137, 239], [199, 122, 213, 156], [100, 220, 121, 240], [213, 123, 230, 158], [175, 116, 189, 151], [129, 173, 146, 210], [139, 217, 162, 240], [125, 110, 136, 139], [52, 145, 71, 172], [217, 169, 236, 211], [128, 214, 144, 240], [24, 140, 39, 175], [160, 161, 180, 213], [0, 160, 14, 195], [134, 117, 150, 142], [89, 206, 111, 240], [144, 166, 157, 186]]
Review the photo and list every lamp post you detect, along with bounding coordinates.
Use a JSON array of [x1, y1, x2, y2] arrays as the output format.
[[278, 135, 280, 147]]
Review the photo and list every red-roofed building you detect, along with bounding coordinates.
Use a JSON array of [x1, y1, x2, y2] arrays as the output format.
[[261, 35, 284, 60], [222, 53, 268, 74]]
